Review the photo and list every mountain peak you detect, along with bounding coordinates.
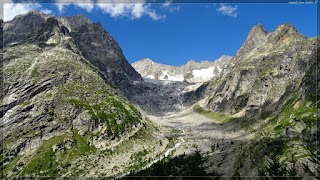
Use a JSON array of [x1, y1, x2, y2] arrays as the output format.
[[247, 23, 268, 40], [268, 23, 306, 45], [13, 10, 49, 20], [26, 10, 45, 15], [234, 23, 269, 57], [275, 23, 295, 31], [273, 23, 302, 37], [219, 55, 233, 60], [187, 59, 196, 65], [140, 58, 154, 62]]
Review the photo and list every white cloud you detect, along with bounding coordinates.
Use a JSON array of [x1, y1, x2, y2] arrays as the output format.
[[162, 0, 179, 13], [163, 0, 173, 7], [96, 3, 130, 17], [40, 9, 53, 15], [55, 0, 70, 13], [1, 0, 166, 21], [216, 4, 238, 18], [55, 1, 94, 13], [3, 3, 42, 21], [132, 3, 144, 18], [146, 9, 165, 21], [74, 0, 95, 12], [53, 0, 164, 20], [96, 1, 165, 20], [76, 3, 95, 12]]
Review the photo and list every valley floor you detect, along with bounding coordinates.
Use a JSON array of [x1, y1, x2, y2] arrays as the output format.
[[144, 98, 256, 176]]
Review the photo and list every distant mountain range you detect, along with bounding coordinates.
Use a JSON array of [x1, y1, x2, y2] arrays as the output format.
[[132, 55, 233, 83]]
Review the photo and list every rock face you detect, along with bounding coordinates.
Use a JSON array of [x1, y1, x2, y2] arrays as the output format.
[[204, 23, 316, 119], [197, 24, 319, 177], [132, 55, 233, 83], [2, 11, 142, 83], [1, 11, 167, 178]]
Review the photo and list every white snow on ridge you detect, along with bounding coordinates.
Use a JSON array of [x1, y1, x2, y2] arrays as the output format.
[[158, 71, 185, 82], [192, 67, 215, 79], [164, 74, 184, 82], [146, 75, 155, 79], [143, 66, 223, 83]]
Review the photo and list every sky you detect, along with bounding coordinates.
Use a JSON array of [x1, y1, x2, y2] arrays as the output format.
[[1, 1, 318, 66]]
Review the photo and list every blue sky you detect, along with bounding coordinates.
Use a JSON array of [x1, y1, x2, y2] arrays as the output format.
[[2, 1, 317, 66]]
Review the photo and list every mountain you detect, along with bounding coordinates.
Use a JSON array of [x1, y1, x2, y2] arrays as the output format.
[[205, 23, 314, 118], [128, 24, 319, 178], [194, 23, 319, 177], [1, 11, 169, 177], [3, 11, 142, 83], [1, 11, 318, 178], [132, 55, 233, 83]]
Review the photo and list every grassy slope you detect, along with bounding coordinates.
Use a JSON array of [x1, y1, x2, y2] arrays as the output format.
[[193, 104, 233, 123]]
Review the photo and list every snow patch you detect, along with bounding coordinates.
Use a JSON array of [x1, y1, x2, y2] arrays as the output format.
[[158, 71, 184, 82], [146, 75, 155, 79], [165, 74, 184, 82], [192, 67, 214, 79]]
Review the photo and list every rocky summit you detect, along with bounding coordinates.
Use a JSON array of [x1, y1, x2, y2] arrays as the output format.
[[1, 11, 319, 179]]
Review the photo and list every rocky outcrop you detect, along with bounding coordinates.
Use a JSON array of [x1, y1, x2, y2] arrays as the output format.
[[70, 21, 142, 82], [3, 11, 49, 46], [57, 14, 92, 32]]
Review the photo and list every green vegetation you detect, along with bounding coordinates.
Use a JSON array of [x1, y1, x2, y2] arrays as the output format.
[[68, 96, 140, 138], [3, 155, 22, 176], [20, 135, 66, 176], [59, 129, 96, 164], [251, 95, 319, 178], [130, 149, 148, 162], [129, 151, 221, 178], [259, 68, 273, 77], [211, 144, 216, 152], [126, 149, 150, 172], [193, 104, 233, 123], [19, 100, 32, 107], [20, 129, 97, 176]]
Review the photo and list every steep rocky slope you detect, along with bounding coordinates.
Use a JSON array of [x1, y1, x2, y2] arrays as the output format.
[[132, 55, 232, 83], [205, 24, 316, 118], [1, 11, 170, 178], [193, 24, 319, 177]]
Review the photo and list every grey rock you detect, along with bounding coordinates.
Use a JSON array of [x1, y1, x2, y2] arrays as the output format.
[[203, 23, 317, 119]]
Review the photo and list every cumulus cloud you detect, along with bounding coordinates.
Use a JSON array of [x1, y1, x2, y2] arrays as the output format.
[[1, 0, 166, 21], [76, 3, 95, 12], [55, 0, 69, 13], [55, 0, 94, 13], [96, 1, 165, 20], [53, 0, 165, 21], [216, 4, 238, 18], [3, 3, 42, 21]]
